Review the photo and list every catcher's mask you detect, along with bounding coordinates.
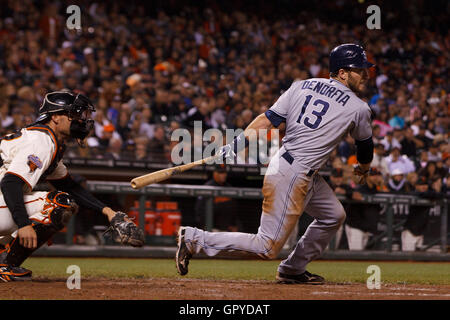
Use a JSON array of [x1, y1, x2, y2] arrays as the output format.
[[36, 91, 95, 146]]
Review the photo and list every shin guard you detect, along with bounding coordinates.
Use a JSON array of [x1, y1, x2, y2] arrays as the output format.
[[1, 191, 78, 267]]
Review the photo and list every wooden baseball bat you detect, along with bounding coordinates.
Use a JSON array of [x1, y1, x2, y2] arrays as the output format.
[[130, 154, 221, 189]]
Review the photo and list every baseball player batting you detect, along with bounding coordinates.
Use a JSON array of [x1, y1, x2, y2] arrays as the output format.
[[176, 43, 375, 284], [0, 91, 144, 282]]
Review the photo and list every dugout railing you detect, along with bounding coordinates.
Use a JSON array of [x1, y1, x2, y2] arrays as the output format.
[[35, 181, 449, 260], [75, 181, 448, 254]]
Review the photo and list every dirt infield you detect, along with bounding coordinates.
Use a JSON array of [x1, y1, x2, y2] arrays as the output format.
[[1, 277, 449, 300]]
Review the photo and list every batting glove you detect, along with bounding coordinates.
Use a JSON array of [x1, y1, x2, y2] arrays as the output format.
[[353, 164, 369, 185], [217, 132, 249, 162]]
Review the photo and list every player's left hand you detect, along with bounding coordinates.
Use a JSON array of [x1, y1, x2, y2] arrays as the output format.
[[105, 211, 145, 247], [353, 164, 369, 185]]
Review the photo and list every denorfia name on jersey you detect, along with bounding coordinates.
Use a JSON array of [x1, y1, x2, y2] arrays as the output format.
[[301, 80, 350, 106]]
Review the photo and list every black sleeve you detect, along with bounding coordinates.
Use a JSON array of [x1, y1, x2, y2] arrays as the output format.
[[48, 175, 107, 213], [355, 136, 374, 164], [264, 110, 286, 128], [0, 173, 32, 228]]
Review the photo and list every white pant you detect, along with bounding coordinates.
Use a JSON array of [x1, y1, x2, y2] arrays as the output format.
[[0, 191, 52, 245], [183, 147, 346, 274], [345, 224, 371, 250], [401, 229, 423, 251]]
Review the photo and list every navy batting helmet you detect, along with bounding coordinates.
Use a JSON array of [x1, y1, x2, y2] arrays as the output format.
[[329, 44, 375, 73]]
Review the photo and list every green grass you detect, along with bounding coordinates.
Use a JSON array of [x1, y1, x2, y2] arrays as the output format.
[[23, 257, 450, 285]]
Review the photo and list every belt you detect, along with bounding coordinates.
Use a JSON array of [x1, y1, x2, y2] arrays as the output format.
[[281, 151, 318, 177]]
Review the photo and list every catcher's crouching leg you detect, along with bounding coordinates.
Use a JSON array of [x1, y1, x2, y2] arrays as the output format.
[[0, 191, 78, 282]]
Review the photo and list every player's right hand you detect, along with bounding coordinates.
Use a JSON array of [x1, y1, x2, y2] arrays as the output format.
[[18, 225, 37, 249], [353, 164, 369, 185], [218, 143, 236, 161]]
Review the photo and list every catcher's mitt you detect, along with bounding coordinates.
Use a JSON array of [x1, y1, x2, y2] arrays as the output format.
[[105, 211, 145, 247]]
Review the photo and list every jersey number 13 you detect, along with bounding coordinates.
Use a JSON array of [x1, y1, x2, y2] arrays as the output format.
[[296, 95, 329, 129]]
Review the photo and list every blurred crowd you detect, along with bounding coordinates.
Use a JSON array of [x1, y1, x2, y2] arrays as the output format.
[[0, 0, 448, 192]]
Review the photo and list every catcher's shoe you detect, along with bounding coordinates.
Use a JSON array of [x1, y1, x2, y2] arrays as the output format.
[[0, 264, 32, 282], [175, 227, 192, 276], [276, 271, 325, 285]]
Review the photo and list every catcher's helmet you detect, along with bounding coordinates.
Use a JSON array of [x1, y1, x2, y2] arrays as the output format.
[[329, 44, 375, 73], [36, 91, 95, 123]]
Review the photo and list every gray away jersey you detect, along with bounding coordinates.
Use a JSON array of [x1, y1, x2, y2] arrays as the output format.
[[268, 78, 372, 169]]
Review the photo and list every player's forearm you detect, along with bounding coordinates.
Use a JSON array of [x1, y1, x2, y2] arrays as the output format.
[[0, 174, 32, 228], [224, 113, 275, 157], [102, 207, 116, 221], [355, 136, 374, 167], [49, 175, 107, 214], [244, 113, 274, 139]]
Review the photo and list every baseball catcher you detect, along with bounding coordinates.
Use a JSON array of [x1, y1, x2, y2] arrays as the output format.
[[0, 91, 144, 282]]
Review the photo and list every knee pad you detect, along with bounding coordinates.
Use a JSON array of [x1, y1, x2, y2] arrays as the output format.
[[44, 191, 78, 230], [1, 192, 78, 267]]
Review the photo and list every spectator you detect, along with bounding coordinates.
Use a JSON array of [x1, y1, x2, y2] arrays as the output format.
[[399, 127, 422, 158], [388, 106, 405, 130], [97, 124, 120, 150], [338, 135, 356, 163], [345, 168, 387, 250], [406, 172, 419, 189], [328, 168, 354, 199], [418, 161, 444, 181], [147, 124, 169, 163], [104, 138, 123, 160], [415, 150, 429, 170], [387, 168, 412, 193], [380, 131, 401, 154], [427, 142, 442, 162], [194, 165, 238, 231], [443, 173, 450, 198], [385, 146, 415, 176], [401, 175, 440, 251], [0, 0, 447, 181], [415, 125, 434, 152], [134, 137, 149, 161], [371, 143, 389, 178], [372, 111, 392, 138], [0, 101, 13, 132], [116, 110, 132, 143], [371, 125, 383, 145], [107, 95, 122, 127]]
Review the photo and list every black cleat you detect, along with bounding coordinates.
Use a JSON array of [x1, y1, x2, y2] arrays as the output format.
[[175, 227, 192, 276], [276, 270, 325, 285], [0, 264, 32, 282]]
